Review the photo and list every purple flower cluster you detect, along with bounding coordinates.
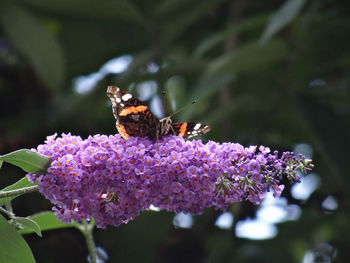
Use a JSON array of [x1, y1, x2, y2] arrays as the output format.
[[27, 133, 313, 228]]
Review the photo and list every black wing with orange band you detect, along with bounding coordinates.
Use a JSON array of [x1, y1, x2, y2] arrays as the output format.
[[171, 122, 211, 139], [107, 86, 159, 140]]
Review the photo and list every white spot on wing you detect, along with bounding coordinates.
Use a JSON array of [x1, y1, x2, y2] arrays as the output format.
[[122, 94, 132, 101], [116, 97, 121, 103], [194, 123, 201, 130]]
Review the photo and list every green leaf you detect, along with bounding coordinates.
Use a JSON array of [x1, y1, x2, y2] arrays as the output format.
[[193, 15, 268, 59], [0, 177, 36, 206], [155, 0, 191, 17], [206, 41, 287, 77], [0, 149, 50, 175], [193, 30, 234, 59], [182, 41, 287, 120], [13, 217, 41, 237], [0, 214, 36, 263], [260, 0, 307, 44], [163, 0, 226, 44], [0, 3, 64, 90], [20, 212, 76, 235], [13, 0, 143, 24], [2, 177, 36, 192]]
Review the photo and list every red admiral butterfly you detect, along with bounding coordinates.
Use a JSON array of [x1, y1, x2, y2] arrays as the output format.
[[107, 86, 210, 140]]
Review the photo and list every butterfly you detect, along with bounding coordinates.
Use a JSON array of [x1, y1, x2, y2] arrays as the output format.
[[107, 86, 210, 140]]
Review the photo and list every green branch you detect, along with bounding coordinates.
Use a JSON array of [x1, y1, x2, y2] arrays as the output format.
[[0, 185, 39, 198], [77, 220, 97, 263]]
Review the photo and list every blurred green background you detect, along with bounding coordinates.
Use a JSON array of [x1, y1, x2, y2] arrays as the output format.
[[0, 0, 349, 262]]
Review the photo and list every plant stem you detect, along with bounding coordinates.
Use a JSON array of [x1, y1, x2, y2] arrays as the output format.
[[0, 206, 13, 217], [77, 220, 97, 263], [0, 185, 39, 198]]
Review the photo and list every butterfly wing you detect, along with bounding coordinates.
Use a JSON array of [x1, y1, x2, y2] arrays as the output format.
[[170, 122, 211, 139], [107, 86, 160, 140]]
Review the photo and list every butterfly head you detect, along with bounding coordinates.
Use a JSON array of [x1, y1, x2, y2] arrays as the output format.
[[158, 116, 173, 138]]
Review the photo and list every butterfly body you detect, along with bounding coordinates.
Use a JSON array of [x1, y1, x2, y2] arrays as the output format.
[[107, 86, 210, 140]]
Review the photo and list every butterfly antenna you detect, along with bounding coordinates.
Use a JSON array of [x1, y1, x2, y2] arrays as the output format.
[[168, 100, 196, 118], [162, 90, 168, 116]]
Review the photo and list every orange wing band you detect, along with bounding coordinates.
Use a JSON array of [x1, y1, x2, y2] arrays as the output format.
[[116, 123, 130, 140], [119, 106, 148, 116], [178, 123, 187, 137]]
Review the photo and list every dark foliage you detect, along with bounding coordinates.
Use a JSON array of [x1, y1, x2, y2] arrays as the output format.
[[0, 0, 348, 262]]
